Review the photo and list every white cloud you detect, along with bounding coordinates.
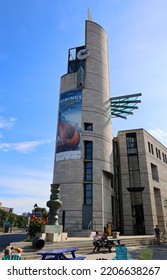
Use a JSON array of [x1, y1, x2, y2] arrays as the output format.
[[0, 167, 53, 214], [2, 197, 49, 215], [148, 129, 167, 147], [0, 139, 52, 153], [0, 116, 17, 129]]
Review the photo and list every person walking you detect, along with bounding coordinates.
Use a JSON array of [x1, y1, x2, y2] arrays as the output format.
[[154, 225, 160, 245]]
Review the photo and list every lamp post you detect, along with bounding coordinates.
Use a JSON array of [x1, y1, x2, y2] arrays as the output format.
[[34, 203, 38, 213]]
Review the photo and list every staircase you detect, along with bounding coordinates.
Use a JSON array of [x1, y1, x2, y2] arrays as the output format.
[[10, 235, 156, 260]]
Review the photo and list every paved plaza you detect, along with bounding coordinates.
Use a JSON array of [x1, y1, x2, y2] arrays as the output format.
[[0, 230, 167, 260], [84, 244, 167, 260]]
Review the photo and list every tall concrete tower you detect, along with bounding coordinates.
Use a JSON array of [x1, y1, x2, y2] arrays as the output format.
[[52, 17, 114, 233]]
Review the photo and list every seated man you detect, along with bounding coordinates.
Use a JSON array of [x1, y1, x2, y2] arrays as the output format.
[[3, 246, 22, 259]]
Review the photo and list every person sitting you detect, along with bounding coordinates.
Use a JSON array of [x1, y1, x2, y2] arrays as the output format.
[[93, 231, 101, 252], [100, 226, 108, 247], [3, 246, 22, 259]]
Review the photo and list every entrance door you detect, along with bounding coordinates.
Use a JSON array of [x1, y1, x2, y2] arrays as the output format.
[[133, 204, 145, 234], [82, 205, 92, 230]]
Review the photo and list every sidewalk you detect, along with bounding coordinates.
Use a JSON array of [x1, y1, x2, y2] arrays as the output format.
[[84, 244, 167, 260], [9, 238, 167, 260], [1, 231, 166, 260]]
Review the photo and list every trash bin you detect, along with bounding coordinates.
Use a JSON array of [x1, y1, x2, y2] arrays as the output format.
[[107, 223, 112, 236], [32, 236, 45, 250], [4, 226, 9, 233]]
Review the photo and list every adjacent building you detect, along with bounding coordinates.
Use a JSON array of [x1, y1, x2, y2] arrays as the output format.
[[114, 129, 167, 235], [0, 202, 13, 213]]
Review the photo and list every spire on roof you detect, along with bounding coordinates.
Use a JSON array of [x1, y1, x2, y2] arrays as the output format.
[[88, 8, 92, 21]]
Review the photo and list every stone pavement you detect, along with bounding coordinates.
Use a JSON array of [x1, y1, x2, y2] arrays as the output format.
[[0, 230, 167, 260], [84, 244, 167, 260], [8, 236, 167, 260]]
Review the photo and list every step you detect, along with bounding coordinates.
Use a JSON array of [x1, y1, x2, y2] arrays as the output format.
[[9, 235, 156, 260]]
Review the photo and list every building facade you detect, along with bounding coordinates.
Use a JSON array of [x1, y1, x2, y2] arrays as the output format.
[[53, 19, 114, 233], [52, 17, 167, 235], [0, 202, 13, 213], [114, 129, 167, 235]]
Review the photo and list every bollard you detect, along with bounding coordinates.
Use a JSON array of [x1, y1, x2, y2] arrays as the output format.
[[32, 236, 45, 250]]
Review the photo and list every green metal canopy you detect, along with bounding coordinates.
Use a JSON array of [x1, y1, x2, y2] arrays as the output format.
[[110, 93, 142, 119]]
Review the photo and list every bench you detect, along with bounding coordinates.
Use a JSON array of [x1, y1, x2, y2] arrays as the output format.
[[37, 247, 85, 260], [93, 238, 122, 252]]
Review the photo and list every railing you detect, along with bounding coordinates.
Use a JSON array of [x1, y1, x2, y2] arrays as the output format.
[[87, 220, 93, 234], [65, 221, 80, 232]]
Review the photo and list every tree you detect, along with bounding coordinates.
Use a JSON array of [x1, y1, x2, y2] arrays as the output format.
[[0, 209, 26, 228]]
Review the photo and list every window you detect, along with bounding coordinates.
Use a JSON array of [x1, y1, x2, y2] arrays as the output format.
[[151, 144, 154, 155], [126, 134, 141, 188], [148, 142, 154, 155], [84, 183, 92, 205], [84, 161, 92, 181], [148, 142, 151, 153], [85, 141, 93, 160], [151, 163, 159, 181], [84, 141, 93, 205], [84, 123, 93, 131], [68, 61, 77, 73], [156, 148, 161, 160], [126, 133, 137, 154]]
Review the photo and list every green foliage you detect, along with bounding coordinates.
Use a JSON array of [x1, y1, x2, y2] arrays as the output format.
[[28, 215, 48, 239], [0, 206, 48, 233], [0, 209, 26, 228], [16, 215, 27, 228]]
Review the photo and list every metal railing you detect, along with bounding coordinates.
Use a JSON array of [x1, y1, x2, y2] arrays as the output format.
[[65, 221, 80, 232]]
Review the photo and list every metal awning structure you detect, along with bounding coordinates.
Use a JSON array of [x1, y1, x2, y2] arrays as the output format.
[[110, 93, 142, 119]]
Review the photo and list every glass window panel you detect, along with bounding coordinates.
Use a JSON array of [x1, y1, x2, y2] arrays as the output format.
[[85, 174, 92, 181], [85, 184, 92, 191], [85, 197, 92, 205], [85, 169, 92, 175], [86, 147, 92, 154], [86, 142, 92, 148], [85, 154, 92, 160], [85, 162, 92, 168], [84, 123, 93, 131]]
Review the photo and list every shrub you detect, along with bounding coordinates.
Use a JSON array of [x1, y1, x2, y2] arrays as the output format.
[[28, 215, 48, 239]]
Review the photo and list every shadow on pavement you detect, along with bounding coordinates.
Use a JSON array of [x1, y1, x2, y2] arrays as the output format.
[[128, 244, 167, 260], [0, 233, 27, 252]]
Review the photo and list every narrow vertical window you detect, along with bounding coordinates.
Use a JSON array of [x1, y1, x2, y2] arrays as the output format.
[[84, 141, 93, 205]]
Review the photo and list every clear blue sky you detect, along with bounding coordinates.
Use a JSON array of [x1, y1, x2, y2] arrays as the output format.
[[0, 0, 167, 215]]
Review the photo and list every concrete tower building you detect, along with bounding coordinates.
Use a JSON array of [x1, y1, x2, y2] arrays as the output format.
[[53, 18, 114, 233]]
